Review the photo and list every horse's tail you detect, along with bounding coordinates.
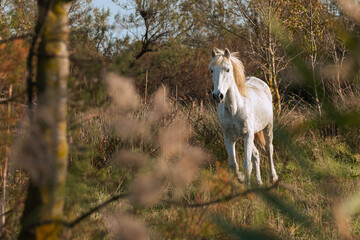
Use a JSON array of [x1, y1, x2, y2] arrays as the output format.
[[255, 130, 266, 149]]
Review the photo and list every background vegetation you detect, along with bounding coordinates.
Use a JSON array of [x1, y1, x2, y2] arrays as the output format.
[[0, 0, 360, 239]]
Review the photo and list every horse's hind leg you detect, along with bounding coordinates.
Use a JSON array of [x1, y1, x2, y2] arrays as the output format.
[[264, 123, 278, 184], [243, 134, 254, 188], [252, 146, 263, 186]]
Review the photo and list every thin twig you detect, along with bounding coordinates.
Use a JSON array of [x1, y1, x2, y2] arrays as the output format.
[[0, 210, 12, 218], [0, 33, 33, 44], [162, 181, 279, 208], [34, 192, 130, 228], [0, 95, 23, 105], [66, 192, 130, 228]]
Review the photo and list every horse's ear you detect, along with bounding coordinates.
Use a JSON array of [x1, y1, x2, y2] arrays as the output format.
[[224, 48, 230, 59], [211, 48, 216, 58]]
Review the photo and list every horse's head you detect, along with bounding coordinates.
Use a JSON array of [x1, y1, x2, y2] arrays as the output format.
[[209, 48, 234, 103]]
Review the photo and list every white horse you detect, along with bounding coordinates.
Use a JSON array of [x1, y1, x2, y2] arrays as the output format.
[[209, 48, 278, 187]]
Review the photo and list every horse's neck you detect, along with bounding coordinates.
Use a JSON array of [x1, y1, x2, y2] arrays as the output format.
[[224, 82, 245, 115]]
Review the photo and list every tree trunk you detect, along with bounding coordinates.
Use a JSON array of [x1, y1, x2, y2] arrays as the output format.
[[19, 0, 71, 239]]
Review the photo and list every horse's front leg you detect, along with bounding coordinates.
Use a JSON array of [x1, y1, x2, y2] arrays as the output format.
[[243, 133, 254, 188], [224, 135, 245, 183]]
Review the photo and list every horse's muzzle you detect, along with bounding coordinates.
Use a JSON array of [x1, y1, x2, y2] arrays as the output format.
[[212, 92, 224, 102]]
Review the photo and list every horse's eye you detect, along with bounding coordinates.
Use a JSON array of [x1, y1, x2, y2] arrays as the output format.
[[226, 68, 230, 72], [211, 69, 213, 73]]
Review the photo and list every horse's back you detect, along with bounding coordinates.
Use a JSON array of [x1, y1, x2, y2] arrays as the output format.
[[246, 77, 273, 131], [246, 77, 272, 100]]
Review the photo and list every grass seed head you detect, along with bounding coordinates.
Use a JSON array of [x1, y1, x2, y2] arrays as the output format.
[[129, 173, 164, 206], [106, 73, 140, 111], [110, 150, 147, 169], [171, 147, 206, 196], [107, 213, 149, 240], [12, 109, 56, 186], [159, 118, 191, 157]]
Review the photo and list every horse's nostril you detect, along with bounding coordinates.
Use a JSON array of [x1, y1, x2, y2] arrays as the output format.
[[219, 93, 224, 100], [212, 93, 217, 100]]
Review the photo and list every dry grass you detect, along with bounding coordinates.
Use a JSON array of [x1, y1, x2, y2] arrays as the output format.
[[60, 72, 360, 240], [1, 69, 360, 239]]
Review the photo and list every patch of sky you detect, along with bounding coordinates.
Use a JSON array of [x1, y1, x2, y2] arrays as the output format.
[[91, 0, 143, 40]]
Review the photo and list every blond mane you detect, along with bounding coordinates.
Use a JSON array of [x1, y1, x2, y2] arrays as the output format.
[[209, 48, 248, 97]]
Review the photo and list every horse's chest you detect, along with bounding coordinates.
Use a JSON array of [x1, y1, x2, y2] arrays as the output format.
[[218, 110, 248, 138]]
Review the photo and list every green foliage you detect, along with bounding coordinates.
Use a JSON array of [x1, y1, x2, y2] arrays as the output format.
[[110, 37, 213, 99], [0, 0, 37, 37]]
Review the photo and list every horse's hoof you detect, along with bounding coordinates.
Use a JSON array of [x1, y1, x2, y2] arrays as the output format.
[[256, 180, 263, 186], [237, 171, 245, 183], [270, 175, 278, 184]]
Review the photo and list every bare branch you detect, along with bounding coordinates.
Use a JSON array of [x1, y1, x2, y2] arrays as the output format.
[[0, 33, 33, 44], [162, 181, 279, 208], [0, 95, 23, 105], [32, 182, 279, 229]]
